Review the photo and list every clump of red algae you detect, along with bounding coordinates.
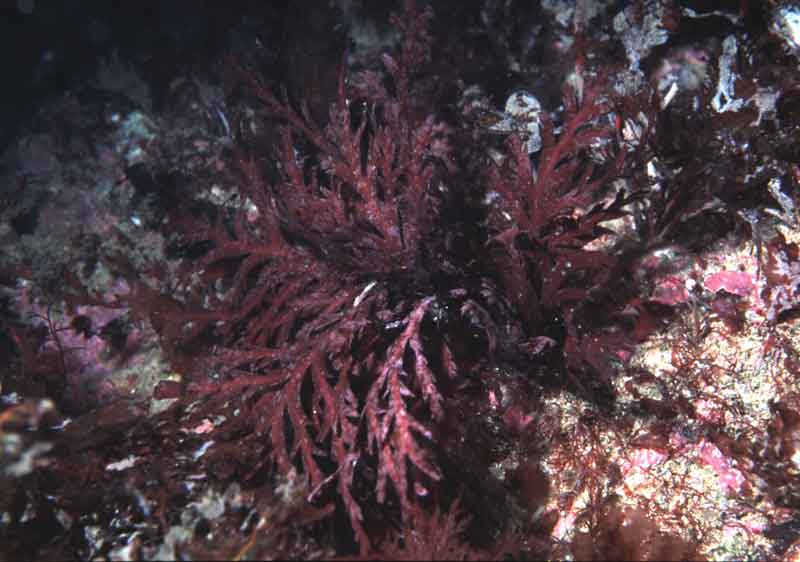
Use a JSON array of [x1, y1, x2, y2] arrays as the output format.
[[4, 0, 800, 560]]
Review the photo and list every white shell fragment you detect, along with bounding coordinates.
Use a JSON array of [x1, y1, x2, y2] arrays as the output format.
[[712, 35, 745, 113], [489, 90, 543, 154], [772, 6, 800, 54]]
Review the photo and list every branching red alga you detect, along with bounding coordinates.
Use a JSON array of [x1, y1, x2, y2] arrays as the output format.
[[146, 1, 656, 553]]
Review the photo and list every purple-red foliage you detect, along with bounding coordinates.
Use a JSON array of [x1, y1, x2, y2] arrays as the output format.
[[156, 1, 469, 551], [6, 3, 800, 560], [485, 76, 632, 387], [145, 1, 655, 552], [133, 0, 720, 555]]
